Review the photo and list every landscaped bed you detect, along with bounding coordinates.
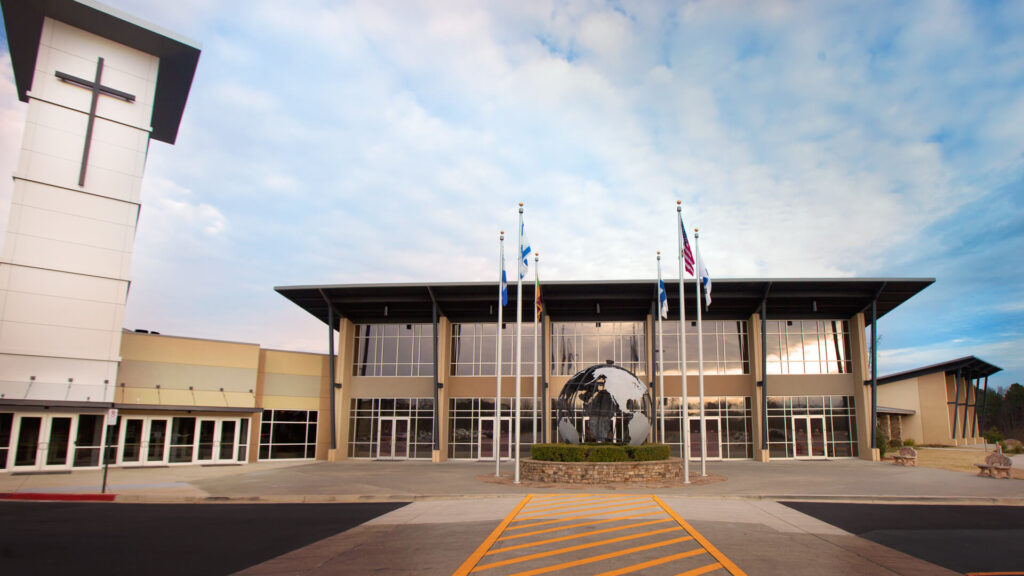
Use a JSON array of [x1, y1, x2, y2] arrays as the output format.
[[530, 443, 670, 462]]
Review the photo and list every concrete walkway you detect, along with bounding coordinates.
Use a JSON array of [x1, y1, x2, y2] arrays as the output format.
[[2, 457, 1021, 503]]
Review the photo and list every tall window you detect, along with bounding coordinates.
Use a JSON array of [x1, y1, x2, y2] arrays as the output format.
[[353, 324, 435, 377], [347, 398, 434, 459], [450, 323, 537, 376], [259, 410, 318, 460], [551, 322, 646, 376], [765, 320, 851, 374], [657, 320, 749, 375]]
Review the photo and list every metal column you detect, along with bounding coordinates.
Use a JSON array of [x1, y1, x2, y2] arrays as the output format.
[[952, 367, 961, 439], [432, 300, 440, 452], [979, 375, 990, 437], [870, 298, 878, 450], [760, 294, 768, 451], [958, 364, 966, 436], [320, 289, 338, 451]]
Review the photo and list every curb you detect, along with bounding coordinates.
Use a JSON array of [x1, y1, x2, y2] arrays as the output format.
[[0, 492, 116, 502], [88, 493, 1024, 506]]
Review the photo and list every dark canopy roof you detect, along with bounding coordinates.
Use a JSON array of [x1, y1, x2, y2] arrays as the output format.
[[878, 356, 1002, 384], [1, 0, 201, 144], [276, 278, 933, 330]]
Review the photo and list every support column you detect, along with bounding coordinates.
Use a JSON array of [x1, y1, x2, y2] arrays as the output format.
[[871, 298, 878, 453], [759, 295, 769, 462], [952, 367, 961, 442]]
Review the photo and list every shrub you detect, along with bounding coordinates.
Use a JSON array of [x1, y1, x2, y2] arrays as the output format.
[[587, 445, 629, 462], [903, 438, 916, 447], [625, 444, 671, 461], [983, 427, 1005, 445], [530, 443, 670, 462], [876, 426, 889, 458], [1005, 439, 1023, 454]]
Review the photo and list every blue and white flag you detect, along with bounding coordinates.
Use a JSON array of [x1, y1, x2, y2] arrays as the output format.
[[501, 255, 508, 306], [699, 253, 712, 308], [658, 276, 669, 319], [519, 221, 531, 280]]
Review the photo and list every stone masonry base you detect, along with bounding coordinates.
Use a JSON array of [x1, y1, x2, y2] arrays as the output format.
[[520, 458, 685, 484]]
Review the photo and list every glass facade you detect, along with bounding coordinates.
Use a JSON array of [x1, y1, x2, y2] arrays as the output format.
[[551, 321, 647, 376], [657, 321, 749, 375], [765, 320, 852, 375], [348, 398, 434, 459], [0, 413, 10, 469], [450, 323, 537, 376], [660, 396, 753, 459], [766, 395, 858, 458], [353, 324, 435, 377], [448, 398, 537, 460], [259, 410, 318, 460]]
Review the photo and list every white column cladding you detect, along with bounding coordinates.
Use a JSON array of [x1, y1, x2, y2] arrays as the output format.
[[0, 17, 160, 403]]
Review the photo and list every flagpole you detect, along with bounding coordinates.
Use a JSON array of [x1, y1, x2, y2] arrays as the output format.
[[676, 201, 690, 484], [695, 227, 707, 477], [656, 252, 665, 445], [496, 231, 504, 477], [515, 203, 524, 484], [533, 252, 539, 447]]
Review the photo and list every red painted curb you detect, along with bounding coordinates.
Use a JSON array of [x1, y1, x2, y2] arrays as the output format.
[[0, 492, 116, 502]]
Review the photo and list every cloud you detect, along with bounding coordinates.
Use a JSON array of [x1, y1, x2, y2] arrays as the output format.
[[1, 1, 1022, 389]]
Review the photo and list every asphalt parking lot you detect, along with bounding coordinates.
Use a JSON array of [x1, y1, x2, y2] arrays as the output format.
[[0, 501, 408, 576], [783, 502, 1024, 575]]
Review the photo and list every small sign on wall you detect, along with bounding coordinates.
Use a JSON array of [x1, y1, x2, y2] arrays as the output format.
[[107, 408, 118, 422]]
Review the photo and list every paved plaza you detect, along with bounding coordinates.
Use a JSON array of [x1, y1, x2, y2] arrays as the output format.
[[2, 457, 1023, 575]]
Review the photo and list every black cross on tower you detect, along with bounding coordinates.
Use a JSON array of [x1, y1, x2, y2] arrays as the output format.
[[55, 57, 136, 187]]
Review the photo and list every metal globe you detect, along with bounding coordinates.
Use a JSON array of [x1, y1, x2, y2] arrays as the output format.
[[555, 363, 653, 446]]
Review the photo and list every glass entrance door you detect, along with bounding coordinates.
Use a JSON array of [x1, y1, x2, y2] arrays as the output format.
[[218, 420, 237, 462], [792, 416, 828, 459], [145, 419, 169, 464], [11, 415, 75, 471], [377, 417, 410, 459], [478, 417, 512, 460], [688, 417, 722, 461]]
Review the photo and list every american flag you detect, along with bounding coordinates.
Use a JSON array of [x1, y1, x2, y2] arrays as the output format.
[[680, 216, 695, 276]]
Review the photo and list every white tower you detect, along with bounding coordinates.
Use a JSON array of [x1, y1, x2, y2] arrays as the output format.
[[0, 0, 199, 465]]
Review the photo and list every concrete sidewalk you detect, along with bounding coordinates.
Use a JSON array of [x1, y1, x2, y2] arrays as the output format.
[[2, 457, 1021, 504]]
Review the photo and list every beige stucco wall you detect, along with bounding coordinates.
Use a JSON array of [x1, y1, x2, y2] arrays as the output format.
[[876, 378, 924, 444], [117, 331, 259, 408]]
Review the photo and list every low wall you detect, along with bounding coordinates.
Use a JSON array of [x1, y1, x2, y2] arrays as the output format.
[[520, 458, 685, 484]]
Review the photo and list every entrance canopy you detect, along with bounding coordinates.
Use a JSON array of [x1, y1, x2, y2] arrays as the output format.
[[276, 278, 933, 330]]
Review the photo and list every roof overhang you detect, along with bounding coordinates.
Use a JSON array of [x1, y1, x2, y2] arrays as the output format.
[[275, 278, 934, 329], [878, 356, 1002, 385], [1, 0, 201, 144]]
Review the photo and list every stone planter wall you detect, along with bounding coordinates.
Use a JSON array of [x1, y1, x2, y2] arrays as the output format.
[[520, 458, 685, 484]]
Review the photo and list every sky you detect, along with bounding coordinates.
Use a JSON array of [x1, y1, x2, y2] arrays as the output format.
[[0, 0, 1021, 390]]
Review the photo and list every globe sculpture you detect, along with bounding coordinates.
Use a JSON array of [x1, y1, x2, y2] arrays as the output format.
[[555, 363, 653, 446]]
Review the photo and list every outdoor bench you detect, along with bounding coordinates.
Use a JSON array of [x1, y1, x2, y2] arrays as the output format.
[[975, 452, 1012, 479], [891, 446, 917, 466]]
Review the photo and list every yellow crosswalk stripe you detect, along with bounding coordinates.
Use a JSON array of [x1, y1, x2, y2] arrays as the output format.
[[507, 504, 662, 530], [472, 527, 687, 571], [514, 498, 654, 520], [488, 518, 675, 554], [503, 536, 700, 576], [675, 562, 725, 576], [652, 495, 746, 576], [451, 495, 534, 576], [520, 495, 648, 514], [497, 510, 668, 541], [591, 549, 712, 576]]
